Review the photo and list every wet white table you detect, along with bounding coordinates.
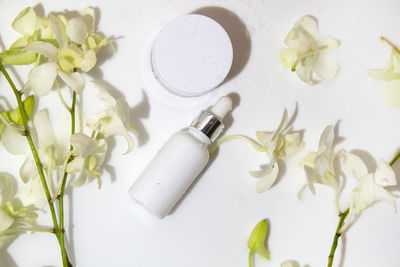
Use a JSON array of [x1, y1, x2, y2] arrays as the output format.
[[1, 0, 400, 266]]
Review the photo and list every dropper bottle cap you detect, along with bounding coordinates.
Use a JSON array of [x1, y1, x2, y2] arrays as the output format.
[[189, 96, 232, 142]]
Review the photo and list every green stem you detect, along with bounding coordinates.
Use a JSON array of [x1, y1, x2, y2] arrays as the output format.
[[327, 208, 349, 267], [389, 150, 400, 166], [0, 61, 71, 267], [58, 91, 76, 267], [210, 134, 265, 155], [248, 249, 254, 267]]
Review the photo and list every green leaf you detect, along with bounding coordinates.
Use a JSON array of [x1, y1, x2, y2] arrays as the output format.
[[248, 219, 270, 261], [9, 96, 35, 125]]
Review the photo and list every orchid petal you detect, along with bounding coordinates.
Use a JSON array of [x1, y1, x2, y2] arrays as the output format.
[[295, 15, 318, 38], [354, 174, 375, 213], [299, 152, 316, 168], [36, 17, 52, 39], [82, 7, 95, 34], [255, 132, 273, 147], [374, 159, 397, 186], [49, 15, 68, 48], [69, 133, 98, 158], [374, 185, 397, 212], [318, 125, 334, 152], [321, 169, 339, 191], [78, 50, 97, 72], [17, 176, 46, 209], [0, 209, 14, 232], [115, 98, 130, 127], [86, 33, 110, 50], [95, 139, 108, 165], [280, 132, 304, 158], [383, 80, 400, 107], [284, 29, 310, 53], [0, 174, 15, 203], [12, 7, 37, 36], [19, 156, 37, 183], [296, 57, 314, 84], [251, 161, 279, 193], [391, 50, 400, 73], [313, 53, 338, 80], [341, 152, 368, 179], [273, 108, 288, 139], [66, 17, 88, 44], [66, 156, 85, 174], [70, 171, 88, 187], [314, 150, 331, 177], [24, 41, 57, 61], [10, 36, 29, 49], [58, 71, 85, 94], [280, 48, 298, 68], [55, 114, 71, 149], [304, 165, 318, 194], [101, 117, 134, 154], [34, 110, 56, 148], [29, 62, 58, 96], [2, 127, 28, 155], [316, 38, 340, 50]]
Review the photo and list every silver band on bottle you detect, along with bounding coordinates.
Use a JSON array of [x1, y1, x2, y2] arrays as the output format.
[[189, 110, 225, 143]]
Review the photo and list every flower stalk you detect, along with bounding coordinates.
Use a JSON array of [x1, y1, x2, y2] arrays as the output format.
[[389, 150, 400, 166], [0, 60, 72, 267], [327, 208, 349, 267]]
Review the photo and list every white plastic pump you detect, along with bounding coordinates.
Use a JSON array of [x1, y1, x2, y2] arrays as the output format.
[[129, 96, 233, 218]]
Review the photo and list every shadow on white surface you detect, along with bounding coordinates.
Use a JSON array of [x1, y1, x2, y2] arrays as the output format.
[[192, 6, 251, 85]]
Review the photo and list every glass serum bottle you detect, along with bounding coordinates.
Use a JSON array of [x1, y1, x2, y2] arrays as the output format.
[[129, 96, 232, 218]]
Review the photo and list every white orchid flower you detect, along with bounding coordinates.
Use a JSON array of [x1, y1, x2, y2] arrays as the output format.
[[66, 133, 107, 188], [251, 108, 304, 192], [301, 125, 340, 211], [24, 13, 100, 96], [25, 39, 86, 97], [2, 7, 107, 67], [86, 83, 137, 154], [211, 108, 303, 193], [19, 110, 67, 183], [280, 15, 340, 85], [368, 37, 400, 107], [0, 174, 38, 250], [339, 151, 397, 233]]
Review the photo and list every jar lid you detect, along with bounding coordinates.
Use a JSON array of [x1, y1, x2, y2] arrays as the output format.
[[151, 14, 233, 97]]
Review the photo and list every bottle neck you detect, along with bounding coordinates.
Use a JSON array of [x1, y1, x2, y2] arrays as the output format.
[[188, 127, 212, 145], [190, 110, 225, 143]]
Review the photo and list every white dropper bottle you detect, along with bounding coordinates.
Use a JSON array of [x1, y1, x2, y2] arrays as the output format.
[[129, 96, 233, 218]]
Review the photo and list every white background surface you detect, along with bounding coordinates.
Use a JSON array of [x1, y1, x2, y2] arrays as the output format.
[[1, 0, 400, 267]]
